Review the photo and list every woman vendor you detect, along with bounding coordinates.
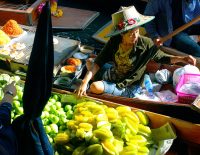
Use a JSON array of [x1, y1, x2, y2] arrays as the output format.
[[76, 5, 196, 98]]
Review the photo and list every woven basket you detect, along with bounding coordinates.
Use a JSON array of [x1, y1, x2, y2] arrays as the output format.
[[176, 73, 200, 104]]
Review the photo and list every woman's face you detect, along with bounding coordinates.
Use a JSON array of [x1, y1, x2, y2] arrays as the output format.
[[122, 28, 140, 45]]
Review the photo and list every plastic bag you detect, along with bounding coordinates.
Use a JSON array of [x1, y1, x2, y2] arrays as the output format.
[[155, 69, 172, 84], [180, 83, 200, 95], [155, 90, 178, 103], [149, 123, 176, 155]]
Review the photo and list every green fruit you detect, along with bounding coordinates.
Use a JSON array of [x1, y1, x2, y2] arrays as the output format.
[[49, 98, 56, 103], [128, 135, 147, 146], [13, 100, 21, 108], [124, 117, 138, 135], [14, 114, 20, 120], [72, 145, 86, 155], [42, 118, 51, 126], [52, 94, 59, 101], [11, 112, 15, 119], [54, 143, 74, 155], [44, 105, 50, 112], [89, 135, 100, 144], [41, 111, 49, 119], [65, 105, 72, 111], [60, 117, 68, 124], [50, 124, 58, 134], [59, 125, 67, 131], [138, 146, 149, 153], [137, 124, 151, 138], [101, 140, 117, 155], [15, 107, 23, 115], [17, 91, 23, 101], [124, 112, 139, 124], [13, 95, 19, 100], [50, 115, 59, 124], [47, 134, 53, 143], [50, 105, 57, 114], [55, 101, 62, 109], [113, 138, 124, 152], [54, 132, 70, 144], [44, 126, 51, 134], [76, 128, 86, 139], [84, 144, 103, 155], [11, 76, 20, 83], [120, 146, 138, 155], [93, 128, 113, 140], [66, 110, 73, 119]]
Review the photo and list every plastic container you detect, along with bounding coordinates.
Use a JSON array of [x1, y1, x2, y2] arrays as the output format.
[[176, 73, 200, 104], [144, 74, 153, 96]]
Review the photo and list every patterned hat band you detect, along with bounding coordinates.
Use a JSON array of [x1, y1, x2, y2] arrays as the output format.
[[116, 18, 140, 30]]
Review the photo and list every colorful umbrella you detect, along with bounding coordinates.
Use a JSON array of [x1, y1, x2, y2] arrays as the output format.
[[12, 1, 54, 155]]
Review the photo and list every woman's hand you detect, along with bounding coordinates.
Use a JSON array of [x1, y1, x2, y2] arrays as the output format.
[[1, 81, 17, 105], [3, 81, 17, 97], [75, 62, 100, 97], [153, 37, 163, 47], [75, 80, 88, 97], [171, 55, 196, 66], [182, 55, 196, 66]]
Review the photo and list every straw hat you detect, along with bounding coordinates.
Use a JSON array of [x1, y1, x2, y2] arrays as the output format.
[[105, 6, 154, 37]]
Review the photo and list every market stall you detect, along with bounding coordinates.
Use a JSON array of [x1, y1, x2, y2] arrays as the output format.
[[0, 19, 81, 75], [0, 1, 200, 154]]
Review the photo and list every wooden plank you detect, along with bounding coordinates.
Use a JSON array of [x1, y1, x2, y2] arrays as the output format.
[[0, 11, 28, 25], [52, 6, 99, 30], [0, 0, 42, 25]]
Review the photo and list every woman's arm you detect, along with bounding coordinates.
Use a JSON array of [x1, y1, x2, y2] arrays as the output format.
[[170, 55, 196, 66], [152, 46, 196, 66], [0, 82, 16, 127], [76, 63, 100, 97], [76, 36, 119, 96]]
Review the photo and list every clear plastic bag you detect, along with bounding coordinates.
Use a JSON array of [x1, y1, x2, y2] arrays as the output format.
[[155, 69, 171, 84]]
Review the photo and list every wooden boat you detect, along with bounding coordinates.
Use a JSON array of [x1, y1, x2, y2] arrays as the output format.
[[86, 59, 200, 124], [90, 18, 200, 121], [86, 16, 200, 123], [53, 88, 200, 154], [90, 18, 200, 123]]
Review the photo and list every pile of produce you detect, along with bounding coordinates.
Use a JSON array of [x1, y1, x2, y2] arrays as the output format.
[[0, 30, 11, 46], [0, 73, 173, 155], [1, 19, 23, 37], [0, 73, 72, 144], [53, 99, 154, 155]]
